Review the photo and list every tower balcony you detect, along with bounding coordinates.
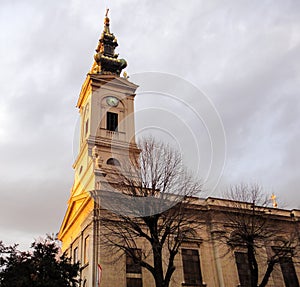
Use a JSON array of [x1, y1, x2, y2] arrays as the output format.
[[99, 128, 126, 141]]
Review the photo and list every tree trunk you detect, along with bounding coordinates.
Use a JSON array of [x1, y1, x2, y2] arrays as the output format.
[[247, 243, 259, 287], [153, 242, 165, 287]]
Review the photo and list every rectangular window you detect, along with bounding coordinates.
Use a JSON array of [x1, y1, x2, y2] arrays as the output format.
[[107, 112, 118, 131], [182, 248, 203, 286], [84, 236, 89, 264], [235, 252, 252, 287], [279, 257, 299, 287], [126, 249, 142, 274], [73, 247, 78, 264], [127, 278, 142, 287]]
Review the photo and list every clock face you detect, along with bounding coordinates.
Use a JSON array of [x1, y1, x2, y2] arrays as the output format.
[[106, 96, 119, 107]]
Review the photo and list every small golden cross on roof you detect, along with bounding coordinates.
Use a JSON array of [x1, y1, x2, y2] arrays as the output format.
[[271, 193, 278, 208], [105, 8, 109, 17]]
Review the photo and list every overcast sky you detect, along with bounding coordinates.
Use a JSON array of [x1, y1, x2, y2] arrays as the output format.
[[1, 0, 300, 249]]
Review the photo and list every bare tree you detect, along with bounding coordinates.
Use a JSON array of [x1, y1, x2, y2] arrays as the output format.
[[93, 137, 202, 287], [218, 184, 299, 287]]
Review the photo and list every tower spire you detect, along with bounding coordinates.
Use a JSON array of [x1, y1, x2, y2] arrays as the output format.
[[93, 9, 127, 76]]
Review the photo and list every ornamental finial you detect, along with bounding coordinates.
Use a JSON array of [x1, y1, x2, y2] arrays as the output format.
[[93, 9, 127, 76], [103, 8, 110, 33]]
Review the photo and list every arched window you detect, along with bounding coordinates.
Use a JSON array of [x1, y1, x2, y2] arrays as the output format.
[[106, 158, 121, 166], [81, 103, 89, 142]]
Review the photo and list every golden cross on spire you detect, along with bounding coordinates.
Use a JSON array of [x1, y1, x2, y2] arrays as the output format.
[[103, 8, 110, 29]]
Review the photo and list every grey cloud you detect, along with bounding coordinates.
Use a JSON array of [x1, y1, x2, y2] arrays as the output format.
[[0, 0, 300, 248]]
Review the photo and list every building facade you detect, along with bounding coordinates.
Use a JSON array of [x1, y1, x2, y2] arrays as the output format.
[[58, 12, 300, 287]]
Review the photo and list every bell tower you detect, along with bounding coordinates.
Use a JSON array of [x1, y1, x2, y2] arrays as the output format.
[[58, 10, 139, 286], [72, 9, 139, 196]]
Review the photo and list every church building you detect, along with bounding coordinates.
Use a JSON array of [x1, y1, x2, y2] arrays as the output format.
[[58, 11, 300, 287]]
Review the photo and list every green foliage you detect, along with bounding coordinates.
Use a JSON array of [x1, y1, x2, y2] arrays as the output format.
[[0, 237, 79, 287]]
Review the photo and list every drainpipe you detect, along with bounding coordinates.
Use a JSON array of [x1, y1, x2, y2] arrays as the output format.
[[92, 193, 100, 287]]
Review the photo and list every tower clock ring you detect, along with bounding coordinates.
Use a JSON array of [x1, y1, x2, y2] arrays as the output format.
[[106, 96, 119, 107]]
